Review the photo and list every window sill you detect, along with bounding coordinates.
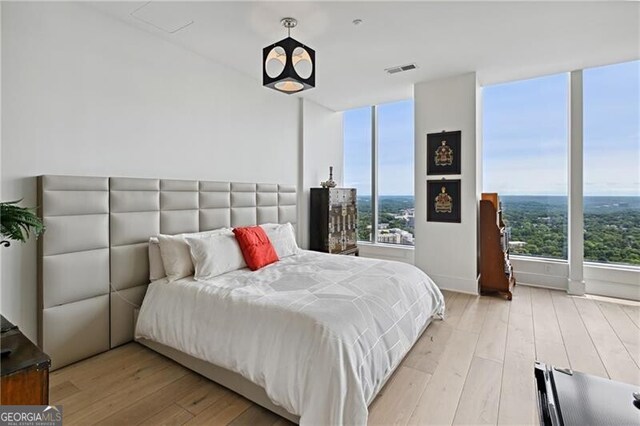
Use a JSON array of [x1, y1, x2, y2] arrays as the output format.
[[510, 255, 568, 264], [585, 261, 640, 274], [510, 255, 640, 273], [357, 241, 415, 251]]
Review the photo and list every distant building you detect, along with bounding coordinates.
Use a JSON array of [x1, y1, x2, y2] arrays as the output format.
[[509, 241, 527, 248], [377, 228, 414, 246]]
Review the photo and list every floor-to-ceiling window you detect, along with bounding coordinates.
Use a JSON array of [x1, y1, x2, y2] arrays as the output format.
[[344, 100, 415, 246], [343, 107, 373, 242], [583, 60, 640, 266], [483, 73, 569, 259], [377, 100, 415, 245]]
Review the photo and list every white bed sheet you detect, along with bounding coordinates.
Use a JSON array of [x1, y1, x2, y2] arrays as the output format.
[[135, 250, 444, 425]]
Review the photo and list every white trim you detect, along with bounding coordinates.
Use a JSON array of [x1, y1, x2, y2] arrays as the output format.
[[584, 261, 640, 274], [510, 255, 639, 301], [426, 273, 479, 295], [357, 241, 415, 251], [585, 281, 640, 302], [357, 242, 415, 264], [567, 70, 585, 295], [370, 105, 379, 244]]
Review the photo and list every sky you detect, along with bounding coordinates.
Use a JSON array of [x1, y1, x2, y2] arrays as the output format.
[[483, 60, 639, 196], [344, 60, 639, 198], [344, 100, 414, 196]]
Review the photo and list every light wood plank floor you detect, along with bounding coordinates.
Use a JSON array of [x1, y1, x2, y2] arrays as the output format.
[[51, 286, 640, 425]]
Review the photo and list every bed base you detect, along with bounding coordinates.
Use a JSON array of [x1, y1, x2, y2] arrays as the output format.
[[134, 312, 436, 424], [136, 337, 300, 423]]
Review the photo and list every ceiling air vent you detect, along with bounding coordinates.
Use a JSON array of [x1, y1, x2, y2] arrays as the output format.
[[385, 63, 418, 75]]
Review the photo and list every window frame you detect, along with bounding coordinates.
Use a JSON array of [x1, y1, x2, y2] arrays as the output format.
[[345, 102, 415, 248]]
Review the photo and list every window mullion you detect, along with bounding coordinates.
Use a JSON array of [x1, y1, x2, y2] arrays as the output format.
[[371, 105, 379, 244], [568, 70, 585, 295]]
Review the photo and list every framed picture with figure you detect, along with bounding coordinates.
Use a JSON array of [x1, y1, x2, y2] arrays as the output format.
[[427, 130, 461, 175], [427, 179, 461, 223]]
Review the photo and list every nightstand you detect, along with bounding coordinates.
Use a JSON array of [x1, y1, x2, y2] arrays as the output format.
[[1, 315, 51, 405]]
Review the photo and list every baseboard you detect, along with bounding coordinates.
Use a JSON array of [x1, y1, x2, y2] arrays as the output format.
[[429, 273, 479, 295], [586, 280, 640, 302], [514, 271, 567, 291]]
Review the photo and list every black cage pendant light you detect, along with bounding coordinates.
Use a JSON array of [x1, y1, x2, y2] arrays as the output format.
[[263, 18, 315, 94]]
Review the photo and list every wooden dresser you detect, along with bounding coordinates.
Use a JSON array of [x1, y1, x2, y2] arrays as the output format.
[[479, 193, 516, 300], [309, 188, 359, 255], [1, 315, 51, 405]]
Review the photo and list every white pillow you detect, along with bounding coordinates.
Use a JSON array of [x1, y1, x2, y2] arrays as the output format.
[[186, 233, 247, 281], [260, 223, 299, 258], [148, 237, 166, 281], [158, 228, 230, 282]]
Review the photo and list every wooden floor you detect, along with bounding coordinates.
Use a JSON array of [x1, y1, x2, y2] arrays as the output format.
[[51, 286, 640, 425]]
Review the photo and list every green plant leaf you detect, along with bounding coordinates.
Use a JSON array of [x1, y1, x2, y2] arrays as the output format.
[[0, 200, 45, 243]]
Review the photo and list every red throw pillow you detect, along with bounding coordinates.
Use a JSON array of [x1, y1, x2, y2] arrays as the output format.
[[233, 226, 279, 271]]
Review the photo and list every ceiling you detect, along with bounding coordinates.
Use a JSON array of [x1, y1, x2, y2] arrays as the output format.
[[88, 1, 639, 111]]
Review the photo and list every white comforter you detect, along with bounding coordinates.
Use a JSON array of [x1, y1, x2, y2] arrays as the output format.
[[135, 250, 444, 425]]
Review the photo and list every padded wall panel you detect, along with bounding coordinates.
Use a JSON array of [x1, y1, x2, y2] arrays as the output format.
[[42, 190, 108, 217], [231, 208, 257, 227], [38, 175, 110, 370], [160, 191, 198, 210], [231, 183, 256, 193], [42, 215, 109, 256], [231, 184, 257, 227], [200, 181, 232, 231], [200, 209, 231, 231], [160, 179, 199, 235], [257, 186, 279, 224], [257, 192, 278, 206], [41, 175, 108, 191], [278, 186, 297, 227], [111, 244, 149, 291], [200, 192, 231, 208], [43, 295, 110, 370], [39, 175, 296, 365], [42, 249, 109, 308], [110, 177, 160, 348], [199, 181, 231, 192], [160, 210, 199, 235], [231, 192, 256, 208], [111, 212, 160, 246], [110, 177, 159, 191], [110, 285, 148, 347], [257, 183, 278, 193], [258, 207, 278, 224], [110, 191, 159, 213]]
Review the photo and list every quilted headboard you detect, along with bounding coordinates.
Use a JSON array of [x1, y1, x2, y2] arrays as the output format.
[[38, 175, 297, 369]]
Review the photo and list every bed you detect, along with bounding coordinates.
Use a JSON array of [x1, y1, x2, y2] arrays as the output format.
[[37, 175, 444, 425], [136, 250, 444, 424]]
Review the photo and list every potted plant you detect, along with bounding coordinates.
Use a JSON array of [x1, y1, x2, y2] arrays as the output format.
[[0, 200, 45, 247]]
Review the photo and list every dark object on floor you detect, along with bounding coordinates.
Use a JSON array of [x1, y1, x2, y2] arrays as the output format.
[[535, 361, 640, 426], [1, 315, 18, 333], [1, 314, 51, 404]]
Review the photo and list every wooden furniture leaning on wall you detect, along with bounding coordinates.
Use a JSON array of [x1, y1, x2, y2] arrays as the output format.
[[309, 188, 359, 256], [479, 193, 516, 300], [1, 315, 51, 405]]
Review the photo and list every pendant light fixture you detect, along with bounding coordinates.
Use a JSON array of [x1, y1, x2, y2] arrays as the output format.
[[263, 18, 315, 94]]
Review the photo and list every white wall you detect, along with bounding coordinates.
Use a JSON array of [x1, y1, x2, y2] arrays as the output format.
[[298, 99, 343, 249], [414, 73, 480, 294], [1, 2, 300, 340]]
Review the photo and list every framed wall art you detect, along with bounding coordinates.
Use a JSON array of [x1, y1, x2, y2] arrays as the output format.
[[427, 179, 461, 223], [427, 130, 461, 175]]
